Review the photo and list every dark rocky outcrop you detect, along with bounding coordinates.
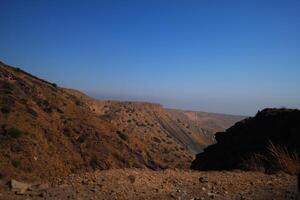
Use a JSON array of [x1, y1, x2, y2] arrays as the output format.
[[191, 108, 300, 171]]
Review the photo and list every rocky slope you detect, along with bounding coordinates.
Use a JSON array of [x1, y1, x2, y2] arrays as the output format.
[[167, 109, 245, 134], [191, 108, 300, 171], [0, 61, 243, 182]]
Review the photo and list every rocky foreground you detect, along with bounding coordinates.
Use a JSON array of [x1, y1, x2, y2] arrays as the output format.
[[0, 169, 298, 200]]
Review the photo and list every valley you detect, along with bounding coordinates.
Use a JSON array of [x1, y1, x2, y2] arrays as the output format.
[[0, 61, 299, 200], [0, 61, 244, 181]]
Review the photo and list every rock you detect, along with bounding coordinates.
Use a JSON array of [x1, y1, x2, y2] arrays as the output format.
[[81, 179, 89, 185], [10, 179, 32, 194], [90, 187, 97, 193], [37, 183, 49, 190], [29, 183, 49, 191], [212, 180, 220, 185], [199, 177, 208, 183], [191, 108, 300, 171], [128, 175, 136, 184], [38, 191, 47, 197], [207, 192, 216, 199]]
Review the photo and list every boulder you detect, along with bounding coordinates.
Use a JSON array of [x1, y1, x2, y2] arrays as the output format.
[[191, 108, 300, 171], [10, 179, 32, 194]]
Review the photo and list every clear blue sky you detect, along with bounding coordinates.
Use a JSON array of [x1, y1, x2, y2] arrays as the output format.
[[1, 0, 300, 115]]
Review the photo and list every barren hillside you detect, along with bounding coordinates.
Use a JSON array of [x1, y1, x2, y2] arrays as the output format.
[[0, 61, 243, 182]]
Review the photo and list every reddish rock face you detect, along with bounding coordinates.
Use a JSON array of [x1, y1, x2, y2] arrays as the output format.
[[191, 108, 300, 171]]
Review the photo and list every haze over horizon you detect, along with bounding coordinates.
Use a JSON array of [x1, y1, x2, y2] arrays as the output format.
[[1, 0, 300, 115]]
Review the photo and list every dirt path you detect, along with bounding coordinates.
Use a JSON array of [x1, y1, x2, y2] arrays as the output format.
[[0, 169, 298, 200]]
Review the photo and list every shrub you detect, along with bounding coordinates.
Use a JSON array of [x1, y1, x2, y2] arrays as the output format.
[[75, 100, 82, 106], [7, 128, 24, 138], [241, 142, 299, 175], [152, 137, 161, 143], [11, 160, 21, 168], [89, 156, 108, 170], [43, 107, 53, 113], [0, 171, 6, 179], [63, 128, 71, 137], [99, 114, 113, 121], [26, 106, 38, 117], [77, 135, 87, 143], [128, 175, 136, 183], [116, 131, 128, 141], [1, 106, 11, 114], [268, 142, 299, 175], [36, 99, 49, 107], [241, 154, 266, 172], [56, 107, 64, 113], [36, 99, 53, 113], [89, 157, 99, 170], [51, 83, 57, 88]]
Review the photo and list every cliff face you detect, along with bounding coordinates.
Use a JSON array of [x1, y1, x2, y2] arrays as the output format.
[[191, 108, 300, 171]]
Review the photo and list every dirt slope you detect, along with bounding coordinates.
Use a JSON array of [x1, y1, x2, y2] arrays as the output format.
[[0, 169, 298, 200]]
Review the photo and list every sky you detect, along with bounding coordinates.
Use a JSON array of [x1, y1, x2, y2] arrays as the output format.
[[1, 0, 300, 116]]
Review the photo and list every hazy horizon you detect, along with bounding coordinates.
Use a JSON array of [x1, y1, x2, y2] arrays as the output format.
[[1, 0, 300, 115]]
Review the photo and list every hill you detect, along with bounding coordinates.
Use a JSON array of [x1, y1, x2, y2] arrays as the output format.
[[0, 61, 243, 181]]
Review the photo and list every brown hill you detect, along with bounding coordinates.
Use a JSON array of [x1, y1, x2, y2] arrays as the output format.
[[0, 61, 243, 182], [191, 108, 300, 172], [167, 109, 245, 140]]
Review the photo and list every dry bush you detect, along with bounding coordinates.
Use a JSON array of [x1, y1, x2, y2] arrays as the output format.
[[241, 153, 266, 172], [241, 141, 299, 175], [267, 141, 299, 175]]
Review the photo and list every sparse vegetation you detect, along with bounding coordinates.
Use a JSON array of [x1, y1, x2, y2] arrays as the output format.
[[1, 105, 11, 114], [128, 175, 136, 183], [63, 128, 72, 137], [241, 154, 266, 172], [11, 159, 21, 168], [99, 114, 113, 121], [89, 156, 108, 170], [26, 106, 38, 117], [77, 134, 87, 143], [116, 131, 128, 141], [242, 142, 299, 175], [0, 171, 5, 179], [0, 96, 15, 114], [75, 100, 82, 106], [90, 156, 99, 170], [35, 98, 53, 113], [152, 137, 161, 143], [7, 128, 25, 138], [268, 142, 299, 175]]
